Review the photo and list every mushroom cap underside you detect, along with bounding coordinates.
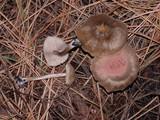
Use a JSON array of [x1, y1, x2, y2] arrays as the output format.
[[43, 36, 69, 66], [75, 14, 128, 56], [65, 63, 75, 85], [90, 45, 139, 92]]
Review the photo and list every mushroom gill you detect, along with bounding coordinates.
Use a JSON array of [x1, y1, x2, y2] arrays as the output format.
[[90, 45, 139, 92], [43, 36, 69, 66], [75, 14, 128, 57]]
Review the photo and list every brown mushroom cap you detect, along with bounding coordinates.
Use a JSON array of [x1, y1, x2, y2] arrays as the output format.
[[65, 63, 75, 85], [90, 45, 139, 92], [43, 36, 69, 66], [75, 14, 128, 57]]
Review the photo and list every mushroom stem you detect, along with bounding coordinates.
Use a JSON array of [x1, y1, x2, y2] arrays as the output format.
[[15, 63, 75, 88], [23, 73, 67, 82], [15, 73, 67, 88]]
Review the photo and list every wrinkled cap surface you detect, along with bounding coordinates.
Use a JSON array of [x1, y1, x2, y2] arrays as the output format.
[[90, 45, 139, 92], [75, 14, 128, 56], [43, 36, 69, 66]]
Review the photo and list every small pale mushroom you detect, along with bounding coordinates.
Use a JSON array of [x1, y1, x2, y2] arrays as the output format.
[[15, 63, 75, 88], [44, 36, 81, 66], [65, 63, 75, 85], [90, 45, 139, 92], [75, 14, 128, 57], [44, 36, 68, 66]]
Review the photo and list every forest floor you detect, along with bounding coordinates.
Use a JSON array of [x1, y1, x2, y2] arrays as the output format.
[[0, 0, 160, 120]]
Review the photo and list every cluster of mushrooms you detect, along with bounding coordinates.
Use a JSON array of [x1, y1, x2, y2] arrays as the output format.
[[15, 36, 80, 88], [75, 14, 139, 92], [15, 14, 139, 93]]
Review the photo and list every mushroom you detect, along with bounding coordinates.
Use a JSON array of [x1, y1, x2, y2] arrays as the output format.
[[65, 63, 75, 85], [75, 14, 128, 57], [44, 36, 68, 66], [90, 45, 139, 92], [15, 63, 75, 88], [44, 36, 81, 66]]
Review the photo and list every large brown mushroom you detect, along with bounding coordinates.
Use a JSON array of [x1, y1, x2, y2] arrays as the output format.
[[90, 45, 139, 92], [75, 14, 128, 57]]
